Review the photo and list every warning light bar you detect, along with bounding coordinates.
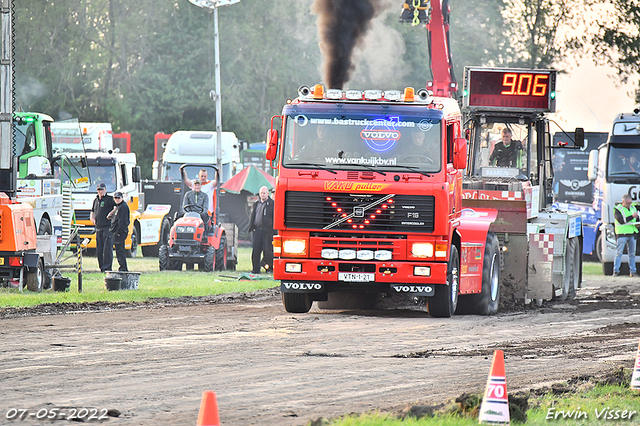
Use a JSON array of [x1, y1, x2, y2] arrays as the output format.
[[297, 85, 433, 104]]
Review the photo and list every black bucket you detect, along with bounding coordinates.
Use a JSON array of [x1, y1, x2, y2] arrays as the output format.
[[105, 277, 122, 291], [53, 277, 71, 292]]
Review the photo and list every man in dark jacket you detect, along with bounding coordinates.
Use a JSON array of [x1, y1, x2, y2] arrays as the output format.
[[181, 179, 209, 228], [108, 191, 130, 272], [249, 186, 274, 274], [90, 182, 115, 272]]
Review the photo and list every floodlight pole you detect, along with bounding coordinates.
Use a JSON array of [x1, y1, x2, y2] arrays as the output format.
[[188, 0, 239, 220]]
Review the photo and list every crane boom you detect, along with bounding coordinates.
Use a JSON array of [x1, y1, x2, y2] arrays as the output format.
[[400, 0, 457, 98]]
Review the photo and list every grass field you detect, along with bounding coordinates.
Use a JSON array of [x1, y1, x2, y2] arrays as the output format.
[[0, 246, 277, 308]]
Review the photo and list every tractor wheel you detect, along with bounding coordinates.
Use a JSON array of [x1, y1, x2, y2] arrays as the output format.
[[215, 234, 227, 271], [125, 225, 139, 258], [25, 259, 44, 292], [427, 245, 459, 318], [159, 245, 169, 271], [203, 246, 216, 272], [282, 292, 313, 313]]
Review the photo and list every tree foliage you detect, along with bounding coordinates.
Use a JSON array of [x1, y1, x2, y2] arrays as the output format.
[[16, 0, 612, 177], [590, 0, 640, 102]]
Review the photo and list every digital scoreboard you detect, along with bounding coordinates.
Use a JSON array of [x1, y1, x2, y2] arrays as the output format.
[[463, 68, 556, 113]]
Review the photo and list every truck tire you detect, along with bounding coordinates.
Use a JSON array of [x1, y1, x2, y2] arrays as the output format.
[[603, 261, 614, 276], [595, 233, 603, 263], [159, 245, 169, 271], [125, 226, 139, 258], [25, 259, 44, 292], [282, 292, 312, 313], [215, 234, 227, 271], [427, 245, 459, 318], [37, 217, 52, 236], [203, 246, 216, 272], [458, 233, 500, 315]]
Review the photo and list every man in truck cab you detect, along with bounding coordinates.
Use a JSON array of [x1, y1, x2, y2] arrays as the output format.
[[489, 127, 524, 167]]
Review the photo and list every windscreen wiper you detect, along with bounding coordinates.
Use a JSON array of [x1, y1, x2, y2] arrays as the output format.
[[385, 165, 431, 177], [290, 162, 338, 174]]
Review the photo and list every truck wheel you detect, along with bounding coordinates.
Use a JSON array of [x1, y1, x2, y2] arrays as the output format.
[[25, 259, 44, 292], [427, 245, 459, 318], [204, 246, 216, 272], [595, 233, 603, 263], [37, 217, 52, 235], [125, 226, 139, 258], [603, 262, 614, 276], [215, 234, 227, 271], [159, 245, 169, 271], [282, 292, 312, 313], [458, 233, 500, 315]]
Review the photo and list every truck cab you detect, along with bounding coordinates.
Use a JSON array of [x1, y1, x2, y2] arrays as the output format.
[[588, 108, 640, 274], [152, 131, 240, 183]]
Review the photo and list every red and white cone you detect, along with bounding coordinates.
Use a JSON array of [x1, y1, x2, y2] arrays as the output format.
[[631, 339, 640, 390], [478, 350, 510, 425]]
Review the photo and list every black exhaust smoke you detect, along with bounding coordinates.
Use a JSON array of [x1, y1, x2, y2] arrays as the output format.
[[313, 0, 381, 89]]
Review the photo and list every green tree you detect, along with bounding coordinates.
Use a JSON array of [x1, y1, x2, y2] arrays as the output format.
[[591, 0, 640, 103]]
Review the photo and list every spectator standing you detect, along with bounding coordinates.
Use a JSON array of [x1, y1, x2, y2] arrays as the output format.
[[613, 193, 639, 277], [90, 182, 115, 272], [249, 186, 274, 274], [108, 191, 130, 272]]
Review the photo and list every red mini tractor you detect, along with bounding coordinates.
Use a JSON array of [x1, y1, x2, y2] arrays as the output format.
[[158, 165, 227, 271]]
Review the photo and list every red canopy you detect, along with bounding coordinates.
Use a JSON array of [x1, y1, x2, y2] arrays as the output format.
[[220, 165, 275, 195]]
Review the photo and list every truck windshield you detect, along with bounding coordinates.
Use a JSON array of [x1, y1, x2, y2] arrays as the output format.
[[162, 163, 209, 182], [468, 121, 531, 180], [281, 112, 442, 173], [607, 145, 640, 182], [54, 159, 116, 192]]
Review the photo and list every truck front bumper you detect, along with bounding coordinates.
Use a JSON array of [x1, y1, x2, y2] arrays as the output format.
[[274, 258, 447, 296]]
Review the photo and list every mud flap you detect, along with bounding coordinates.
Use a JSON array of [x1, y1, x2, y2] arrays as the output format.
[[526, 233, 554, 300]]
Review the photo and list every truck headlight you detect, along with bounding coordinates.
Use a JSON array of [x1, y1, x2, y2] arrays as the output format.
[[605, 226, 617, 245], [411, 242, 433, 258], [283, 239, 306, 255]]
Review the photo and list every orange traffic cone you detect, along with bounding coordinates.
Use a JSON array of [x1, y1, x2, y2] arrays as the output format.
[[631, 338, 640, 390], [197, 391, 220, 426], [478, 350, 510, 425]]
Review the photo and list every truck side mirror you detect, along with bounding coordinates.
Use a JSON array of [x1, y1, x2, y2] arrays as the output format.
[[574, 128, 585, 148], [587, 149, 598, 181], [151, 161, 159, 180], [453, 137, 468, 170], [265, 129, 279, 161], [132, 166, 141, 183]]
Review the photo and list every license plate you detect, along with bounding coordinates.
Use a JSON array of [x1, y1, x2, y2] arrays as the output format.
[[338, 272, 374, 282]]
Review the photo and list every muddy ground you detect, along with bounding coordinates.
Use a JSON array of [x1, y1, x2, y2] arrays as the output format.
[[2, 275, 640, 425]]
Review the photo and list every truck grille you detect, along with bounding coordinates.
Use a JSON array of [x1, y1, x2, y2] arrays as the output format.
[[284, 191, 435, 233], [75, 210, 91, 221]]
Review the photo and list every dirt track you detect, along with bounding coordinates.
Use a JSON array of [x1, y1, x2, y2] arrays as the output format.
[[2, 275, 640, 425]]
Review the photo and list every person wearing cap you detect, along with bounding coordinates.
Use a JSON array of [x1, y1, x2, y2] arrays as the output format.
[[108, 191, 130, 272], [183, 168, 216, 218], [181, 178, 209, 229], [90, 182, 116, 272]]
